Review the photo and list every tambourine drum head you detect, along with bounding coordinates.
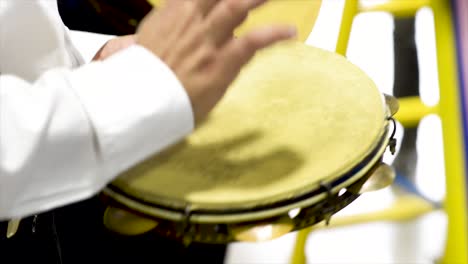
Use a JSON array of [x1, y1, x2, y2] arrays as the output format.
[[109, 41, 386, 212]]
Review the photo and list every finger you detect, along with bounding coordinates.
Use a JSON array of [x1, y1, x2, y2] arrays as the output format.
[[205, 0, 267, 46], [165, 10, 205, 67], [180, 41, 217, 72], [196, 0, 219, 16], [219, 25, 296, 80], [159, 1, 201, 57], [169, 1, 200, 40]]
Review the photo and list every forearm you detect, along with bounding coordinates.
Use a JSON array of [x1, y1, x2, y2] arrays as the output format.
[[0, 45, 194, 220]]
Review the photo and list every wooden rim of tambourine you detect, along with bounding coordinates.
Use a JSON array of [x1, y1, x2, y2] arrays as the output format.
[[102, 41, 399, 224], [148, 0, 323, 43], [103, 122, 393, 224], [103, 114, 395, 224]]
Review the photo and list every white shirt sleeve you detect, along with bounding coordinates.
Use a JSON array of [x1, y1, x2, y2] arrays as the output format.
[[0, 45, 194, 220]]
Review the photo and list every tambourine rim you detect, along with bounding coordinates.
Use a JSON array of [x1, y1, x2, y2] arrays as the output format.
[[102, 113, 392, 223], [102, 127, 388, 223], [104, 116, 389, 212]]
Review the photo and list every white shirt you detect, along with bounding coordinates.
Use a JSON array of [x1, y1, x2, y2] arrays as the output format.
[[0, 0, 194, 220]]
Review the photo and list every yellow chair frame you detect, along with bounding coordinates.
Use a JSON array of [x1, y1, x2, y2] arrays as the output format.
[[292, 1, 468, 263]]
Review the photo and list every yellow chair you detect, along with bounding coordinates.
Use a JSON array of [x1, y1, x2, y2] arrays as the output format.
[[292, 1, 468, 264]]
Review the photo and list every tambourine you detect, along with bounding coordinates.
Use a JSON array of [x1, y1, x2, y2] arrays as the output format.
[[100, 41, 399, 245]]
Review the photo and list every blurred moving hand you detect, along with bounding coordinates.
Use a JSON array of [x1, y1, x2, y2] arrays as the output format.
[[136, 0, 296, 123]]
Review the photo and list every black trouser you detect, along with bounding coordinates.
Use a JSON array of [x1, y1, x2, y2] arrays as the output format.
[[1, 196, 227, 264]]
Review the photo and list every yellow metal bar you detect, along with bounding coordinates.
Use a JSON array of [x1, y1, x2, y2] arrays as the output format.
[[394, 96, 439, 128], [290, 195, 436, 264], [431, 0, 468, 263], [291, 227, 312, 264], [335, 0, 359, 56], [359, 0, 430, 18], [312, 195, 435, 231]]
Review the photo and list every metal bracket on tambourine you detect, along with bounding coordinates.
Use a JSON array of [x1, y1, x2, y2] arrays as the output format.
[[319, 181, 334, 226], [387, 117, 397, 155], [181, 205, 195, 247], [383, 93, 399, 156]]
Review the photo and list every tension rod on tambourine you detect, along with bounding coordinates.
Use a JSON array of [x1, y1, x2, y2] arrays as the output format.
[[387, 117, 397, 155], [319, 181, 333, 226], [182, 205, 194, 247]]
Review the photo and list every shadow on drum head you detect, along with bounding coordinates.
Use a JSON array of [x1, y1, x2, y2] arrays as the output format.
[[115, 131, 305, 206]]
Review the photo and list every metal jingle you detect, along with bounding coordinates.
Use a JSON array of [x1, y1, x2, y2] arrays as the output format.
[[103, 206, 158, 236], [231, 222, 294, 242], [359, 163, 396, 194], [384, 93, 400, 117], [6, 219, 21, 238]]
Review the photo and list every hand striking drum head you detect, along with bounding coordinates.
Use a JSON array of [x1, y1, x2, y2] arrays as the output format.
[[150, 0, 322, 42], [110, 41, 387, 211]]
